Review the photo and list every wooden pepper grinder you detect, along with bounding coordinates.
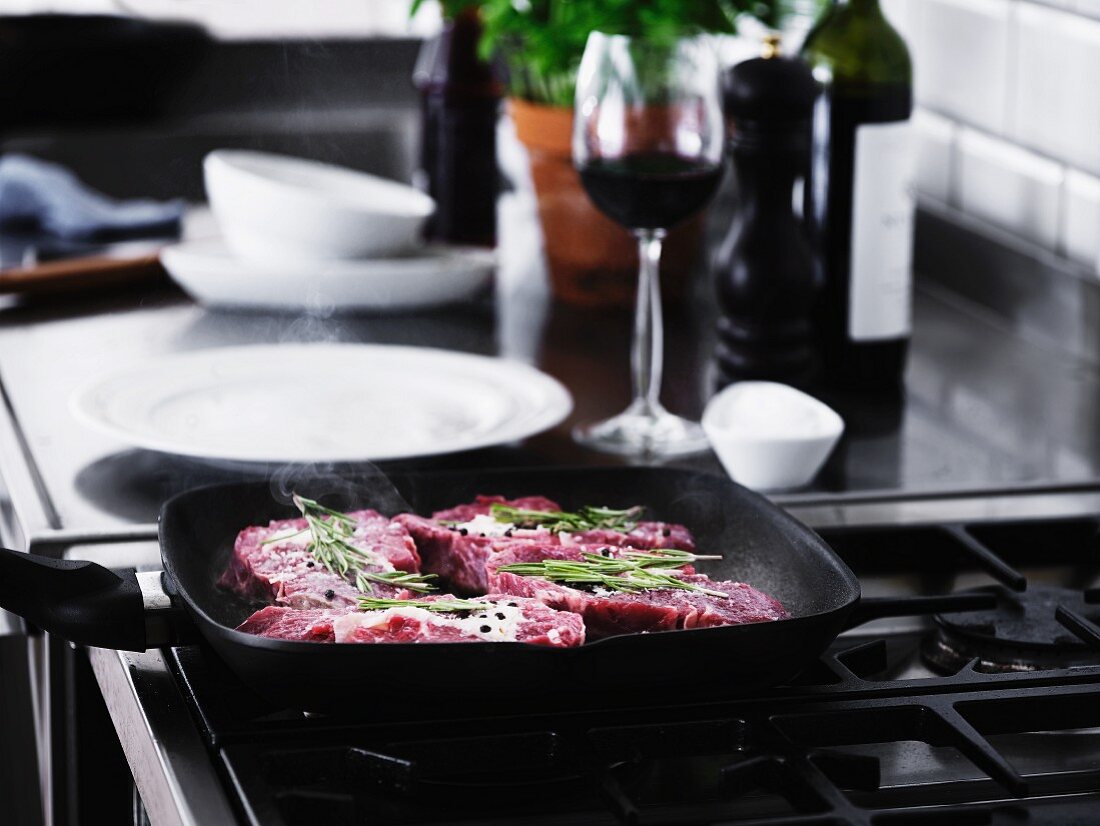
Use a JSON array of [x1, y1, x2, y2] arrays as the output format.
[[713, 35, 819, 386]]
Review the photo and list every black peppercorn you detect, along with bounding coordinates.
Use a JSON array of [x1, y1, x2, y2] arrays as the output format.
[[459, 528, 468, 536], [480, 625, 491, 633], [662, 527, 671, 537], [495, 612, 505, 620], [306, 561, 315, 568], [324, 589, 335, 600]]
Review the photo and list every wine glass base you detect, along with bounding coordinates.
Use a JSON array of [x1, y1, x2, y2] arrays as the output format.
[[572, 407, 710, 459]]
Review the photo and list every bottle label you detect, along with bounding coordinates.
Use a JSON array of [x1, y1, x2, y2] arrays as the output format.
[[848, 120, 916, 341]]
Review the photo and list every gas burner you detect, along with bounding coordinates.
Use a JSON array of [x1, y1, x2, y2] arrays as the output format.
[[923, 584, 1100, 674]]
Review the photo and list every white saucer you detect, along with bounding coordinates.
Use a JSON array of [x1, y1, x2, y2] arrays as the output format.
[[71, 343, 573, 464], [160, 240, 495, 313]]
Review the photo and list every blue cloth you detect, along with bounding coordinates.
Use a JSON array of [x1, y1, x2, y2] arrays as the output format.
[[0, 153, 183, 240]]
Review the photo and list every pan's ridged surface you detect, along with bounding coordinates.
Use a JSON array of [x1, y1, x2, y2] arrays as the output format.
[[159, 467, 860, 712]]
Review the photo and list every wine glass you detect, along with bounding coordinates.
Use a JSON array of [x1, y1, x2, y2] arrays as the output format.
[[572, 31, 724, 457]]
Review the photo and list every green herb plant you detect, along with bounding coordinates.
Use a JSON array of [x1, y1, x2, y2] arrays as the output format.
[[411, 1, 830, 106], [412, 0, 748, 106]]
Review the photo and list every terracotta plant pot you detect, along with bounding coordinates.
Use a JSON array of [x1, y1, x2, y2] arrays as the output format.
[[509, 98, 701, 308]]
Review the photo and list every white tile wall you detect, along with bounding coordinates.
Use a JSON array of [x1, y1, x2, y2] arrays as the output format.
[[956, 127, 1064, 247], [1075, 0, 1100, 19], [1013, 3, 1100, 176], [885, 0, 1100, 271], [1062, 170, 1100, 266], [881, 0, 919, 43], [914, 0, 1012, 134], [913, 109, 956, 203]]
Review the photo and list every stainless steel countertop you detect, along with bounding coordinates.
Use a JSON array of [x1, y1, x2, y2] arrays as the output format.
[[1, 223, 1100, 548]]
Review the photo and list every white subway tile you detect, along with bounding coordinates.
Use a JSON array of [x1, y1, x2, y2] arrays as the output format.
[[915, 0, 1011, 134], [1061, 169, 1100, 265], [1013, 3, 1100, 174], [1075, 0, 1100, 19], [882, 0, 917, 40], [913, 109, 956, 203], [956, 128, 1064, 247]]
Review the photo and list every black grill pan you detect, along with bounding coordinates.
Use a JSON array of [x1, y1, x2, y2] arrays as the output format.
[[0, 467, 863, 712]]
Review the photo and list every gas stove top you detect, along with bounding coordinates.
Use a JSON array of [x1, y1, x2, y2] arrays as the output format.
[[154, 514, 1100, 825]]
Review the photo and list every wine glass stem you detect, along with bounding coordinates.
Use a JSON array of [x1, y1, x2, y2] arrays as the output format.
[[631, 229, 666, 418]]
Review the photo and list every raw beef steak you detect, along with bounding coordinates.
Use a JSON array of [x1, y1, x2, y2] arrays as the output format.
[[487, 545, 788, 638], [430, 494, 562, 523], [393, 496, 560, 594], [220, 510, 420, 609], [333, 595, 584, 646], [235, 597, 585, 647], [563, 521, 696, 553], [235, 605, 343, 642], [398, 495, 696, 595]]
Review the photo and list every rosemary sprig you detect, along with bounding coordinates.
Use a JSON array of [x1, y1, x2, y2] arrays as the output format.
[[496, 550, 728, 598], [261, 527, 309, 545], [487, 503, 644, 534], [357, 596, 488, 613], [293, 493, 383, 576], [292, 494, 439, 596], [355, 569, 438, 594]]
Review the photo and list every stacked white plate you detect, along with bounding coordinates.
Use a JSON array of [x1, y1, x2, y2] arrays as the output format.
[[161, 151, 495, 313]]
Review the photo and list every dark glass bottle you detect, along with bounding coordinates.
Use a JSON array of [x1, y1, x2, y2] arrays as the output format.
[[801, 0, 915, 390], [413, 8, 501, 247]]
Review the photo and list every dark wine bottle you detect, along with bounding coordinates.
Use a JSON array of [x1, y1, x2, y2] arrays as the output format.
[[801, 0, 915, 390], [413, 8, 501, 247]]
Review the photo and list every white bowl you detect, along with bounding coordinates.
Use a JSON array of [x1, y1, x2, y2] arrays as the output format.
[[702, 382, 844, 491], [203, 150, 435, 262]]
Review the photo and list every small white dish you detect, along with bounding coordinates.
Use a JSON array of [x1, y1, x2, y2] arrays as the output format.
[[161, 239, 494, 313], [702, 382, 844, 491], [71, 343, 573, 464], [204, 150, 435, 262]]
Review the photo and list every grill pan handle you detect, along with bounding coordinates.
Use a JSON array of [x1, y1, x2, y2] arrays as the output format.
[[0, 547, 149, 651], [847, 592, 998, 630]]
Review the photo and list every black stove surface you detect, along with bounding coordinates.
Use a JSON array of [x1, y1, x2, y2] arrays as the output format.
[[166, 516, 1100, 825]]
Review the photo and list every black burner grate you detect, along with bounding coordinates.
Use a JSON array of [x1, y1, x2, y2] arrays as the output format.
[[167, 514, 1100, 825]]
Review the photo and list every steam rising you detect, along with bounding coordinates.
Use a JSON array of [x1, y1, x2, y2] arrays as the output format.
[[269, 462, 411, 517]]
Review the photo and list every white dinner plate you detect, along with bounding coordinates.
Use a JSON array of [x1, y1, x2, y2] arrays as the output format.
[[71, 344, 573, 463], [160, 240, 494, 313]]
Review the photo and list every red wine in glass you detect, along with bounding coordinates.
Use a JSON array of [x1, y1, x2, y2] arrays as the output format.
[[578, 152, 723, 230]]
